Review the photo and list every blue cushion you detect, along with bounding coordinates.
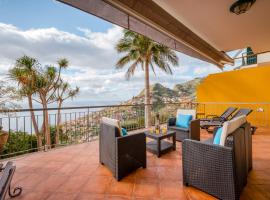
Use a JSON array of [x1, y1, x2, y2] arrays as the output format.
[[213, 127, 223, 145], [121, 128, 128, 136], [176, 114, 192, 128]]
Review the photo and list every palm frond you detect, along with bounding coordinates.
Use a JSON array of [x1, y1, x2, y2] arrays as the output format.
[[57, 58, 69, 69], [115, 29, 179, 79]]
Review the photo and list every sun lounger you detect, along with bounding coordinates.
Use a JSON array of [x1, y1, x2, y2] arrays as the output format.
[[201, 108, 253, 132], [200, 107, 237, 122]]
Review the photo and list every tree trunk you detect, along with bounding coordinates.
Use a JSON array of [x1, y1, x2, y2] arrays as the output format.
[[55, 100, 62, 145], [27, 95, 42, 148], [144, 60, 151, 128], [40, 95, 51, 149]]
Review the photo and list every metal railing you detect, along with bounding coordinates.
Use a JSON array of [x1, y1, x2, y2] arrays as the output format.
[[1, 101, 269, 159], [0, 102, 196, 159]]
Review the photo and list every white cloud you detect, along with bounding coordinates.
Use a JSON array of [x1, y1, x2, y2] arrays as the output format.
[[77, 25, 123, 49], [0, 22, 222, 105], [193, 65, 221, 75]]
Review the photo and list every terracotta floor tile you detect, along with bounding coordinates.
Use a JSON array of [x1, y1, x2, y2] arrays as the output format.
[[75, 193, 105, 200], [5, 129, 270, 200], [94, 165, 114, 177], [73, 164, 97, 176], [146, 156, 158, 167], [133, 196, 161, 200], [81, 176, 112, 194], [135, 167, 158, 179], [156, 157, 180, 167], [46, 192, 78, 200], [59, 175, 89, 193], [56, 163, 81, 176], [9, 190, 49, 200], [133, 178, 160, 198], [106, 195, 132, 200], [157, 167, 182, 181], [11, 172, 31, 185], [107, 178, 134, 196], [15, 173, 47, 189], [35, 174, 68, 192], [185, 187, 217, 200], [15, 165, 39, 174], [160, 181, 187, 199]]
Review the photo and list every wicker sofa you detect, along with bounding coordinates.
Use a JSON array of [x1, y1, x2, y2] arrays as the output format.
[[182, 120, 252, 200], [168, 109, 200, 141], [99, 117, 146, 181]]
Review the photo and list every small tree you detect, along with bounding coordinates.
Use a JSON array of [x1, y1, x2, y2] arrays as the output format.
[[34, 58, 69, 148], [8, 56, 42, 147], [9, 56, 74, 149], [55, 80, 79, 145], [0, 81, 20, 110]]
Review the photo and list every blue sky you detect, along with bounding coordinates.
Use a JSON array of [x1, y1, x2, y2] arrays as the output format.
[[0, 0, 111, 33], [0, 0, 238, 105]]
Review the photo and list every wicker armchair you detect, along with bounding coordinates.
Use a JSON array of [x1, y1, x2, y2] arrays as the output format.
[[182, 122, 252, 200], [168, 109, 200, 141], [99, 120, 146, 181]]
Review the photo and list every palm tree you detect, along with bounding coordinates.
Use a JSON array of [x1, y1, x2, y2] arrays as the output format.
[[115, 30, 179, 127], [9, 56, 42, 147]]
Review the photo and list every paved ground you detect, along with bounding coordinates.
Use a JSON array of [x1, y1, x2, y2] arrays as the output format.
[[5, 128, 270, 200]]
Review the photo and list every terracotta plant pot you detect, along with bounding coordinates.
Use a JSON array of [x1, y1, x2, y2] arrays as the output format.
[[0, 131, 9, 153]]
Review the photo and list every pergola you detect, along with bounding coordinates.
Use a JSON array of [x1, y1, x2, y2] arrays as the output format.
[[57, 0, 270, 69]]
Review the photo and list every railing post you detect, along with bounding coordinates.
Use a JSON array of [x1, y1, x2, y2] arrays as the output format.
[[87, 108, 90, 142]]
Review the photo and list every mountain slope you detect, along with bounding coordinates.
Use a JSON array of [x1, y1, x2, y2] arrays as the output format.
[[139, 83, 178, 98], [173, 77, 203, 99], [127, 77, 203, 104]]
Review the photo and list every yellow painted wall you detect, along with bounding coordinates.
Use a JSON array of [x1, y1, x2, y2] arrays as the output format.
[[196, 65, 270, 127]]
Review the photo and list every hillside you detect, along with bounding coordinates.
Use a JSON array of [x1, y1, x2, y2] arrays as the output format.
[[138, 83, 178, 98], [126, 77, 203, 104], [173, 77, 203, 99]]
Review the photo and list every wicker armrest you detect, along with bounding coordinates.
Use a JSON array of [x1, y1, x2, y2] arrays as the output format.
[[167, 117, 176, 126], [182, 139, 236, 200]]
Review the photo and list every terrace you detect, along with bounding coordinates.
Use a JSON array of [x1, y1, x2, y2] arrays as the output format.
[[1, 0, 270, 200], [5, 127, 270, 200], [0, 102, 269, 200]]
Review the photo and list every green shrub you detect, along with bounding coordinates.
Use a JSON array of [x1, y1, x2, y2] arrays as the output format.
[[2, 131, 38, 157]]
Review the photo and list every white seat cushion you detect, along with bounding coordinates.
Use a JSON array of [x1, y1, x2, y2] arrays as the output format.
[[102, 117, 121, 132], [177, 109, 196, 119], [219, 115, 247, 146]]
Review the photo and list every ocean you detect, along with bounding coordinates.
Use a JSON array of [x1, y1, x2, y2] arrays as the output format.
[[0, 100, 123, 134]]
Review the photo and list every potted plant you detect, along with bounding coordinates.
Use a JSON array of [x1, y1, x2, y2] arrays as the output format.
[[0, 126, 9, 153]]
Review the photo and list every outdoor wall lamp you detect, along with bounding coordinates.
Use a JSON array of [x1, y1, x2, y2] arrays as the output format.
[[230, 0, 256, 15]]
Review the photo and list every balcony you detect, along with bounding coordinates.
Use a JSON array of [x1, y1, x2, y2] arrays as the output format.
[[3, 128, 269, 200], [0, 103, 269, 199]]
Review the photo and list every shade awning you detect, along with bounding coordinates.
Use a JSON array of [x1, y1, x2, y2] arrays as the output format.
[[58, 0, 234, 68]]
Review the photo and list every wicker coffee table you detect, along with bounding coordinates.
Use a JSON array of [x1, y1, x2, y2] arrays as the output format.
[[145, 130, 176, 157]]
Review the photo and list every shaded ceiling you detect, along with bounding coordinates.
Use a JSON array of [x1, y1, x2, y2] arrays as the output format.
[[154, 0, 270, 53], [58, 0, 237, 69]]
